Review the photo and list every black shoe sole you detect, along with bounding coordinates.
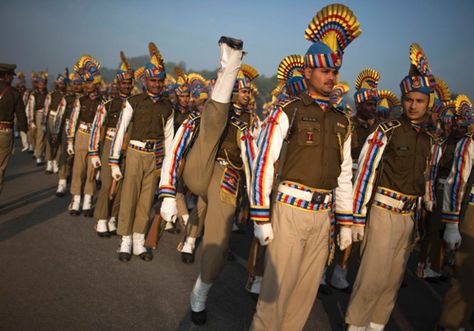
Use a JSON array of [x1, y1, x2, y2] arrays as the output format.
[[97, 232, 111, 238], [181, 252, 195, 264], [191, 310, 207, 325], [218, 36, 243, 50], [56, 192, 66, 198], [70, 210, 81, 216], [118, 253, 131, 262], [82, 210, 93, 217], [139, 252, 153, 261]]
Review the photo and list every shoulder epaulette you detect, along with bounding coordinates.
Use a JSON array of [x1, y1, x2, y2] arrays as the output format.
[[230, 116, 247, 131], [379, 120, 401, 133], [103, 99, 113, 105], [188, 110, 201, 121], [279, 97, 300, 109]]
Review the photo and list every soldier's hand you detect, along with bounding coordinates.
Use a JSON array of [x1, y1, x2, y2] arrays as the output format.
[[90, 156, 101, 169], [30, 123, 36, 130], [337, 226, 352, 250], [111, 165, 123, 181], [20, 132, 28, 151], [160, 197, 177, 223], [351, 225, 364, 242], [254, 222, 274, 246], [67, 143, 74, 155], [424, 200, 434, 213], [443, 223, 462, 250]]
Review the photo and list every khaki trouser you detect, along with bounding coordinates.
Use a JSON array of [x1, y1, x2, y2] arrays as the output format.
[[45, 114, 61, 162], [94, 139, 120, 220], [117, 147, 159, 236], [419, 186, 445, 272], [70, 130, 95, 196], [250, 203, 330, 331], [0, 132, 13, 195], [200, 162, 238, 284], [27, 127, 35, 150], [439, 204, 474, 330], [182, 100, 229, 196], [34, 111, 46, 159], [187, 196, 207, 238], [58, 122, 72, 180], [346, 206, 414, 326], [176, 180, 188, 217]]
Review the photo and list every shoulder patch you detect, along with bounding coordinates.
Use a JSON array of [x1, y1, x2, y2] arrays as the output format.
[[379, 120, 401, 133], [230, 116, 247, 131], [280, 97, 300, 109]]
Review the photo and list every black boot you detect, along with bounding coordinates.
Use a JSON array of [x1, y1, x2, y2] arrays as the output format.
[[191, 310, 207, 325]]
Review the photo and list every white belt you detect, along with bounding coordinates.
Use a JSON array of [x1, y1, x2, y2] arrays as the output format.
[[278, 184, 332, 204], [49, 110, 58, 116], [79, 123, 90, 131], [438, 178, 447, 185], [36, 108, 45, 113], [374, 193, 406, 210], [471, 186, 474, 195], [129, 140, 147, 148]]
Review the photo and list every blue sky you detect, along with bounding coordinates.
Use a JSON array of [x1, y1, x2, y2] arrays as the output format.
[[2, 0, 473, 98]]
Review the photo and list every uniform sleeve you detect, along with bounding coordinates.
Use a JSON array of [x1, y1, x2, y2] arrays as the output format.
[[44, 93, 51, 120], [441, 137, 474, 224], [335, 133, 353, 225], [109, 100, 133, 165], [67, 98, 81, 143], [159, 116, 196, 198], [250, 106, 289, 222], [26, 94, 35, 126], [53, 97, 66, 134], [239, 127, 258, 197], [424, 140, 443, 209], [353, 127, 389, 225], [163, 110, 174, 158], [88, 102, 107, 156], [14, 91, 28, 133]]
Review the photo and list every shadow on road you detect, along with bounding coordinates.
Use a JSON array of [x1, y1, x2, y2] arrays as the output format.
[[0, 185, 57, 215], [5, 167, 44, 182]]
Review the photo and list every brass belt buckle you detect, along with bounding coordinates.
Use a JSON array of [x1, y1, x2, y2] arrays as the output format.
[[311, 192, 326, 204], [145, 141, 154, 150]]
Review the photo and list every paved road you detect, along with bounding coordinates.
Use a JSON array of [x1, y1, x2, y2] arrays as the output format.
[[0, 141, 454, 331]]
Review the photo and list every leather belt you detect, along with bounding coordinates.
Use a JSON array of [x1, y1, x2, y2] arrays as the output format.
[[278, 182, 332, 204], [129, 139, 159, 152], [0, 121, 13, 133]]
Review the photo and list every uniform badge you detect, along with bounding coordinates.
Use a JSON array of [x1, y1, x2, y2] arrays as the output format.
[[412, 76, 421, 89], [306, 130, 314, 143]]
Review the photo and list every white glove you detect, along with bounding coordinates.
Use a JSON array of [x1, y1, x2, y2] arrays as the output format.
[[424, 200, 434, 213], [160, 197, 178, 223], [443, 223, 462, 250], [337, 226, 352, 251], [352, 226, 365, 242], [20, 131, 28, 151], [30, 122, 36, 129], [90, 156, 101, 169], [67, 142, 74, 155], [111, 165, 122, 181], [211, 40, 243, 103], [254, 222, 274, 246]]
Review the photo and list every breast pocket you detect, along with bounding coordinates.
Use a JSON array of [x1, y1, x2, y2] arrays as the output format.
[[297, 122, 321, 147], [394, 146, 414, 172]]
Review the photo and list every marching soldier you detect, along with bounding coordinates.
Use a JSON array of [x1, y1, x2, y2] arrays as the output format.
[[249, 5, 360, 330], [89, 51, 133, 237], [26, 71, 48, 165], [44, 71, 68, 174], [55, 71, 83, 197], [345, 43, 440, 331], [437, 95, 473, 331], [331, 68, 381, 291], [159, 37, 252, 324], [109, 42, 174, 262], [0, 64, 28, 196], [67, 55, 103, 215]]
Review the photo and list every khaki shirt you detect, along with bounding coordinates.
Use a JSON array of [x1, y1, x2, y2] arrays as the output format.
[[0, 81, 27, 132]]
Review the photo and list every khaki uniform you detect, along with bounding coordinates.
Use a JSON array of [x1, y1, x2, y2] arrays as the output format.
[[44, 90, 65, 163], [0, 81, 27, 194], [109, 93, 174, 236], [250, 93, 353, 331], [27, 90, 48, 159], [58, 93, 78, 180], [68, 95, 102, 196], [91, 97, 122, 220], [347, 116, 436, 326], [439, 134, 474, 330]]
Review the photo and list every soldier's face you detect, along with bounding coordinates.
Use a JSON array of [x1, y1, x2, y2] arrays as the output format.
[[119, 79, 132, 96], [146, 77, 164, 95], [177, 94, 190, 108], [402, 92, 429, 123], [237, 88, 250, 107], [72, 82, 82, 93], [356, 100, 377, 120], [37, 81, 46, 92], [304, 67, 337, 97], [84, 81, 96, 94], [56, 81, 66, 92]]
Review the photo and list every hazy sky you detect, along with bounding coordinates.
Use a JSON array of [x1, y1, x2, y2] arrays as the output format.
[[2, 0, 473, 98]]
